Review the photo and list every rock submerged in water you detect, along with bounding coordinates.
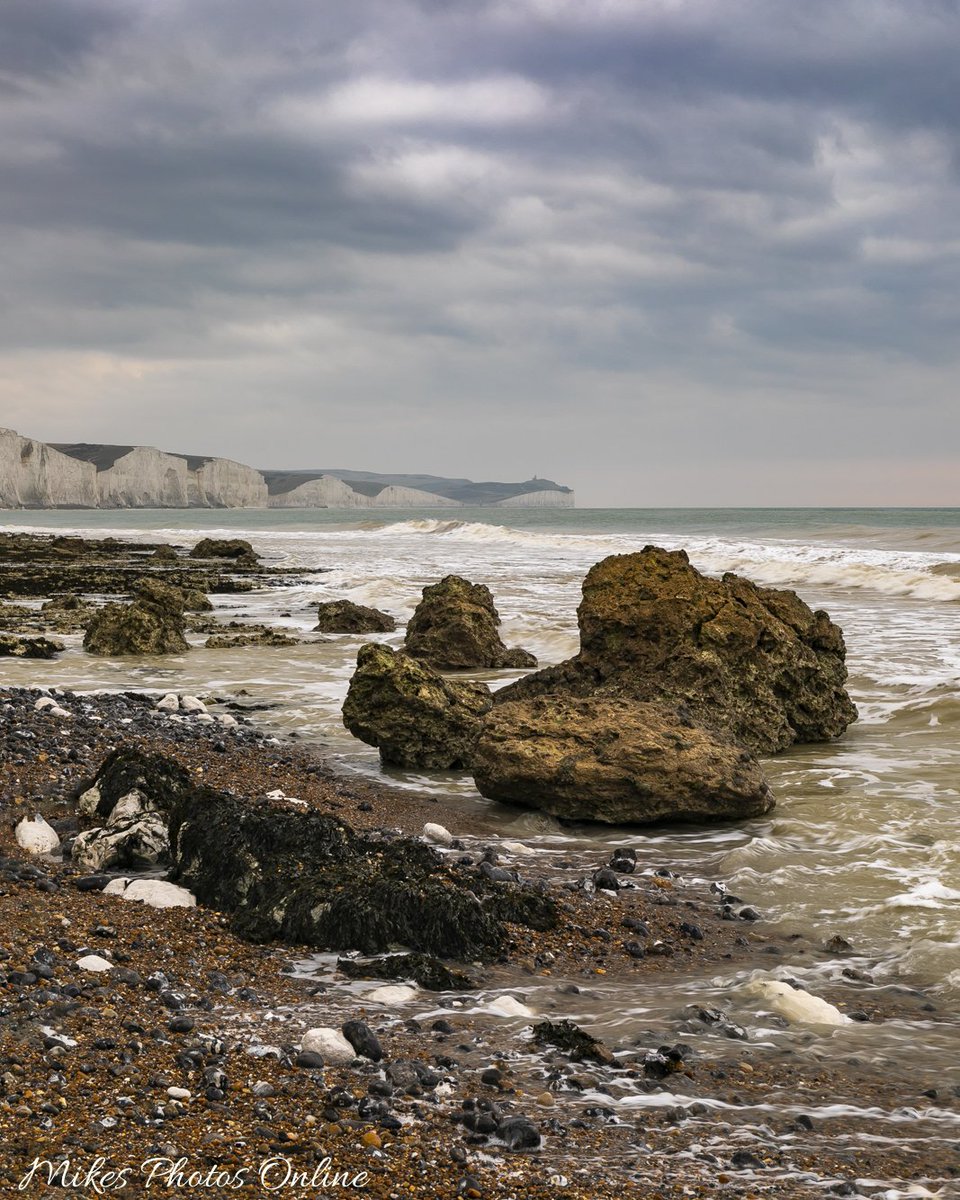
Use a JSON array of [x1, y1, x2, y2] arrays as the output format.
[[315, 599, 396, 633], [0, 633, 64, 658], [83, 577, 188, 656], [497, 547, 857, 754], [342, 642, 492, 769], [472, 695, 773, 824], [404, 575, 536, 671]]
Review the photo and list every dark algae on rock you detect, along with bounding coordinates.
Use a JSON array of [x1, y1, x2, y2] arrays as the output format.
[[79, 747, 558, 962], [315, 598, 397, 633]]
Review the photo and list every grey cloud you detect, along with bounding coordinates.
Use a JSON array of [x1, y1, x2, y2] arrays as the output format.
[[0, 0, 957, 503]]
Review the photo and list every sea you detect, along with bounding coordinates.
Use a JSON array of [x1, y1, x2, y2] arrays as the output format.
[[2, 505, 959, 1164]]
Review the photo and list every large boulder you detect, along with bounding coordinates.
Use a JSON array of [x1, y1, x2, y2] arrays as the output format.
[[83, 577, 188, 656], [315, 599, 396, 634], [472, 696, 773, 825], [62, 747, 559, 959], [405, 575, 536, 670], [342, 643, 491, 769], [497, 548, 856, 753]]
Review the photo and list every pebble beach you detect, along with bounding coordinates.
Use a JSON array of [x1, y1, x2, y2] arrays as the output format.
[[1, 517, 959, 1197]]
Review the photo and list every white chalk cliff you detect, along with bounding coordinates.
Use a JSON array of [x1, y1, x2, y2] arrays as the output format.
[[0, 426, 574, 509], [0, 428, 99, 508]]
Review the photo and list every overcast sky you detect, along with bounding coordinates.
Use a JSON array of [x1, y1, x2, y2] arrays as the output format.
[[1, 0, 958, 505]]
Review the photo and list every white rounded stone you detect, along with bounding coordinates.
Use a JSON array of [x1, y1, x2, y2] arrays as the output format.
[[300, 1027, 356, 1064], [76, 954, 113, 973], [15, 815, 60, 856], [102, 878, 197, 908], [423, 822, 454, 846]]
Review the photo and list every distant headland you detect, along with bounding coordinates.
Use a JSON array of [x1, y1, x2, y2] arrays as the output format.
[[0, 427, 574, 510]]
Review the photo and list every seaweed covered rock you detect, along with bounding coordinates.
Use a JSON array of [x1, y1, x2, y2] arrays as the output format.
[[405, 575, 536, 670], [342, 643, 492, 769], [532, 1020, 613, 1064], [83, 577, 188, 656], [497, 548, 856, 753], [0, 633, 63, 658], [76, 745, 197, 823], [167, 784, 556, 958], [189, 537, 259, 562], [315, 599, 396, 634], [337, 953, 476, 991], [205, 623, 301, 649], [472, 696, 773, 824]]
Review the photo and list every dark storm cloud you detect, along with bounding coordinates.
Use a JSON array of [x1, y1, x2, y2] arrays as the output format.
[[0, 0, 958, 502]]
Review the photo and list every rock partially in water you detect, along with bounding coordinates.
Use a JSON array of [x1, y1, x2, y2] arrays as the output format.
[[404, 574, 536, 670], [315, 599, 396, 634], [83, 577, 188, 656], [204, 622, 301, 649], [740, 978, 851, 1028], [473, 695, 773, 824], [497, 547, 857, 753], [0, 633, 64, 658], [342, 642, 492, 769], [189, 537, 259, 561], [337, 952, 476, 991], [532, 1019, 613, 1064]]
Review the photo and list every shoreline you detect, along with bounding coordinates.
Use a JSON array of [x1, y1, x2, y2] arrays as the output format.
[[2, 686, 957, 1196]]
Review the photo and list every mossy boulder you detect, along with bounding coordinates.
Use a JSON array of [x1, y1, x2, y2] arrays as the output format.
[[342, 642, 492, 769], [405, 575, 536, 670], [315, 599, 396, 634], [497, 548, 856, 754], [189, 537, 259, 561], [83, 577, 188, 656], [473, 695, 773, 825]]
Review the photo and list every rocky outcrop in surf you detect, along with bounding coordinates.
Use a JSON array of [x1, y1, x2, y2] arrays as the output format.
[[496, 547, 857, 754], [83, 577, 189, 657], [342, 643, 492, 769], [472, 695, 773, 824], [315, 599, 397, 633], [404, 575, 537, 671]]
